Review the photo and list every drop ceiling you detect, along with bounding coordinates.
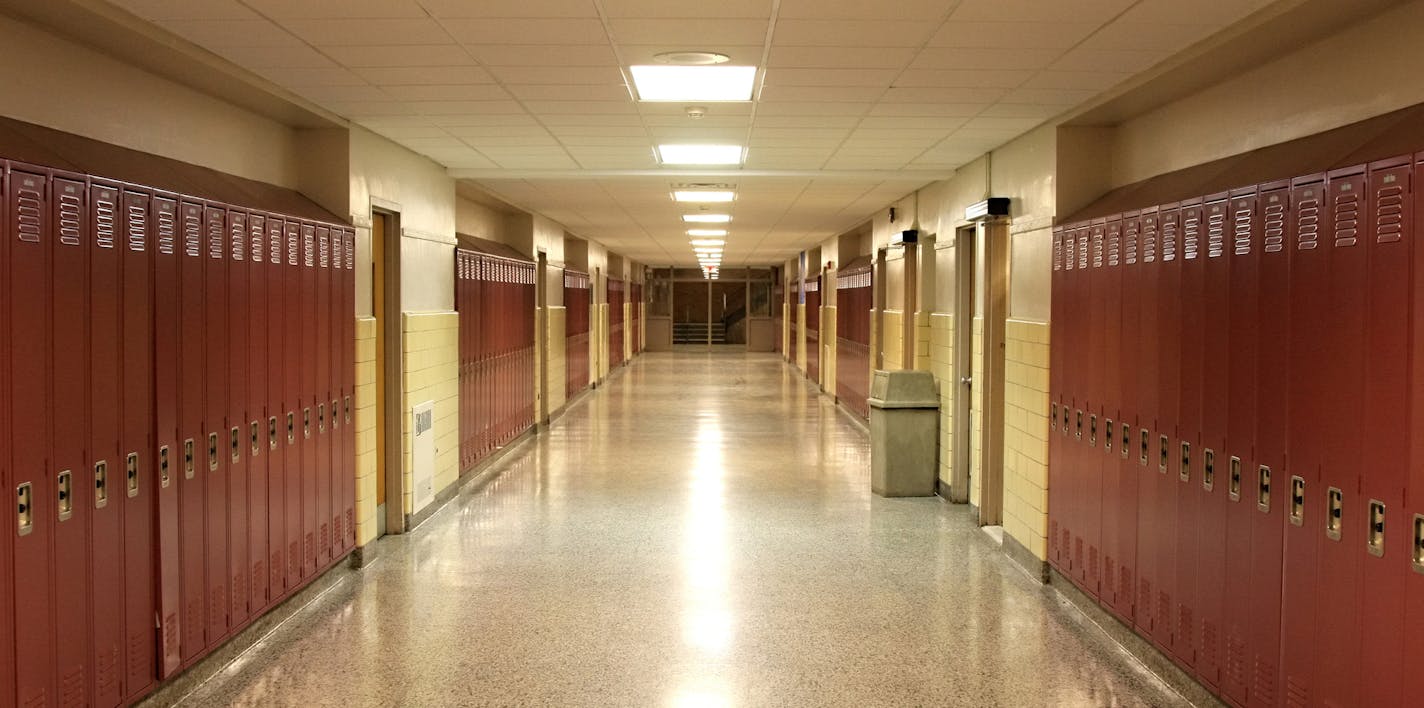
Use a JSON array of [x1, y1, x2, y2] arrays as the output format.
[[103, 0, 1272, 266]]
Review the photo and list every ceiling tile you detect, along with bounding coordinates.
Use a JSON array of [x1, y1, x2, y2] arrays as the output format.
[[381, 84, 513, 101], [487, 66, 626, 85], [354, 119, 451, 138], [506, 84, 633, 101], [777, 0, 957, 19], [441, 18, 609, 44], [1081, 22, 1221, 52], [1116, 0, 1271, 25], [618, 44, 765, 66], [323, 101, 417, 117], [755, 102, 872, 116], [856, 116, 970, 131], [998, 87, 1097, 104], [909, 47, 1064, 71], [566, 149, 660, 169], [324, 45, 475, 67], [463, 44, 618, 66], [608, 19, 768, 45], [418, 147, 498, 168], [555, 135, 654, 147], [481, 148, 580, 169], [929, 21, 1097, 48], [522, 101, 637, 115], [279, 18, 452, 46], [461, 135, 562, 148], [291, 84, 390, 102], [880, 87, 1005, 103], [599, 0, 772, 18], [445, 125, 554, 138], [160, 19, 302, 48], [1049, 48, 1170, 74], [355, 66, 494, 85], [243, 0, 429, 18], [752, 115, 860, 128], [866, 102, 985, 116], [950, 0, 1133, 24], [538, 114, 645, 126], [113, 0, 258, 20], [894, 69, 1032, 88], [547, 126, 650, 137], [1020, 71, 1130, 91], [758, 86, 886, 103], [428, 114, 540, 127], [975, 103, 1068, 119], [767, 46, 917, 69], [409, 100, 526, 115], [773, 20, 936, 46], [419, 0, 598, 17], [214, 45, 337, 68], [764, 68, 899, 87], [256, 66, 368, 86]]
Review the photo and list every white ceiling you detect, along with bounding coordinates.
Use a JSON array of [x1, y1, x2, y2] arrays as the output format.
[[105, 0, 1270, 265]]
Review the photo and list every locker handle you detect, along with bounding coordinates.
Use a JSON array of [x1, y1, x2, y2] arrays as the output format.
[[344, 396, 352, 424], [287, 413, 296, 445], [1256, 465, 1271, 512], [1050, 403, 1058, 431], [1120, 424, 1130, 460], [1367, 500, 1385, 557], [160, 445, 171, 488], [1203, 449, 1215, 492], [1289, 476, 1305, 527], [251, 421, 261, 456], [1062, 407, 1070, 436], [1075, 410, 1082, 440], [1158, 435, 1169, 474], [184, 438, 195, 480], [1180, 442, 1191, 483], [1412, 515, 1424, 574], [231, 427, 241, 463], [16, 482, 33, 536], [1139, 429, 1149, 467], [57, 471, 73, 522], [303, 408, 311, 439], [318, 403, 327, 433], [1325, 487, 1343, 541], [1228, 456, 1242, 501], [208, 433, 219, 471], [1087, 414, 1097, 447], [126, 453, 140, 498], [332, 399, 340, 429], [94, 461, 109, 509], [269, 417, 279, 451], [1104, 419, 1114, 454]]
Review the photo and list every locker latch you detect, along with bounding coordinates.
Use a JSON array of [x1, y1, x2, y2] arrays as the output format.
[[344, 396, 352, 425], [332, 399, 340, 429], [1120, 424, 1130, 460], [1158, 435, 1169, 474], [1075, 410, 1083, 440], [1325, 487, 1343, 541], [1228, 456, 1242, 502], [1367, 500, 1385, 557], [184, 438, 195, 480], [1104, 419, 1114, 454], [1290, 476, 1305, 527], [269, 417, 279, 451], [126, 453, 140, 498], [303, 408, 311, 439], [16, 482, 33, 536], [208, 433, 219, 471], [1180, 442, 1191, 483], [1411, 515, 1424, 574], [1062, 407, 1070, 436], [57, 471, 73, 522], [160, 445, 171, 488], [1050, 403, 1058, 431], [94, 461, 109, 509], [1139, 429, 1149, 466], [1203, 449, 1215, 491], [1256, 465, 1271, 513], [251, 422, 261, 456], [1089, 415, 1097, 447], [287, 413, 296, 445], [230, 427, 242, 463], [318, 403, 327, 433]]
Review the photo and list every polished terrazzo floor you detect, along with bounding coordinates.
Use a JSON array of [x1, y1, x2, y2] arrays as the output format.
[[172, 352, 1187, 707]]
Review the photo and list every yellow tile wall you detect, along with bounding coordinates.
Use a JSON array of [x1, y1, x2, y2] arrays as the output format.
[[914, 311, 932, 372], [545, 306, 567, 414], [401, 312, 459, 515], [354, 317, 378, 547], [796, 303, 807, 371], [881, 309, 904, 372], [821, 305, 836, 392], [623, 302, 632, 362], [596, 303, 609, 382], [929, 313, 955, 487], [970, 317, 985, 508], [1002, 319, 1052, 560]]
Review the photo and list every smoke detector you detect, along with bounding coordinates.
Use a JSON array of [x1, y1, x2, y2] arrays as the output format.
[[653, 51, 731, 65]]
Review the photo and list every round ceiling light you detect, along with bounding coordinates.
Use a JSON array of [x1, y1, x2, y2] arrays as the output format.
[[653, 51, 731, 66]]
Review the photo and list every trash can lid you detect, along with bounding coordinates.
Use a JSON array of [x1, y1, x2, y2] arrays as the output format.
[[867, 370, 940, 409]]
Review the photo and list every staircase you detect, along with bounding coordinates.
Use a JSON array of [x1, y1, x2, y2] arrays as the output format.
[[673, 322, 726, 344]]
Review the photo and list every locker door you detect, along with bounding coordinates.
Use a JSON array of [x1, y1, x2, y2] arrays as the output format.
[[51, 174, 92, 705], [265, 216, 285, 599], [89, 181, 126, 707], [1173, 199, 1204, 665], [1061, 226, 1080, 577], [1314, 166, 1366, 708], [1048, 226, 1065, 572], [1221, 185, 1260, 705], [202, 203, 229, 645], [283, 222, 301, 589], [1100, 216, 1125, 616], [0, 165, 9, 708], [1407, 153, 1424, 708], [300, 224, 317, 578], [1357, 156, 1412, 708], [1078, 219, 1106, 596], [225, 208, 249, 629], [1281, 174, 1326, 707], [176, 202, 206, 665], [343, 229, 356, 550], [1196, 192, 1231, 689], [1114, 212, 1141, 626], [1154, 204, 1182, 656], [1133, 209, 1163, 645], [247, 214, 269, 613], [1247, 182, 1289, 708], [315, 226, 331, 567], [120, 187, 156, 701], [8, 166, 54, 708], [151, 195, 182, 680]]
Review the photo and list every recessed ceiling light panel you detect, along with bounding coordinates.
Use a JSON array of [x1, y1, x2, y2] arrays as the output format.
[[631, 65, 755, 101], [682, 214, 732, 223], [687, 229, 728, 237], [657, 144, 744, 165], [673, 190, 735, 203], [689, 239, 726, 247]]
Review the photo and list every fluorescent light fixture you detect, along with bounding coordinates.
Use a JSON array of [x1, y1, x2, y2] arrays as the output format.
[[689, 239, 725, 247], [630, 65, 756, 102], [687, 229, 727, 237], [682, 214, 732, 223], [694, 247, 723, 253], [657, 144, 744, 165], [673, 190, 735, 203]]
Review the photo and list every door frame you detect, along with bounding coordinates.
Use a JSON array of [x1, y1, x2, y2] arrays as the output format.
[[951, 226, 976, 504], [977, 219, 1010, 526], [372, 206, 405, 536]]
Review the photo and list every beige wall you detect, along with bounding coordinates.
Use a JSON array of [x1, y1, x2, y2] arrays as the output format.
[[401, 313, 460, 510], [456, 197, 512, 244]]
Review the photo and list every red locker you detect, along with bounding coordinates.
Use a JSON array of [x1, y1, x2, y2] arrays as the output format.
[[1133, 208, 1164, 645], [1356, 156, 1412, 708], [283, 221, 302, 589], [1247, 181, 1289, 708], [151, 194, 182, 679], [89, 180, 126, 707], [1280, 173, 1326, 707], [177, 201, 207, 665], [1196, 192, 1231, 689], [1100, 215, 1125, 617], [8, 165, 54, 708], [51, 173, 93, 704], [247, 213, 269, 612], [343, 229, 356, 550], [202, 203, 229, 645], [1077, 219, 1107, 595], [265, 215, 286, 599], [315, 226, 331, 567], [301, 223, 317, 578], [1313, 166, 1366, 708], [1153, 203, 1182, 657], [1113, 211, 1141, 625], [0, 166, 10, 708], [327, 227, 341, 561], [1221, 185, 1260, 705], [225, 208, 250, 629], [120, 186, 156, 701], [1048, 226, 1064, 572], [1407, 152, 1424, 708], [1173, 198, 1204, 666]]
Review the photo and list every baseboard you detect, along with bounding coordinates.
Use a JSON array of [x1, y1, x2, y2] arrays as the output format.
[[1003, 531, 1049, 583]]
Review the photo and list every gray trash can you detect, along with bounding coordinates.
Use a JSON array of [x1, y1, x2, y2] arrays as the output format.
[[868, 370, 940, 497]]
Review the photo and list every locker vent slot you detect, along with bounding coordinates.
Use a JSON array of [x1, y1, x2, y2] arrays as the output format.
[[1183, 211, 1200, 259], [126, 453, 139, 498], [1062, 406, 1070, 436], [1233, 201, 1252, 255], [15, 179, 44, 242], [184, 438, 195, 479], [1158, 435, 1169, 473], [1228, 456, 1242, 501], [155, 202, 175, 254], [1289, 476, 1305, 527], [1263, 195, 1286, 252], [127, 201, 146, 251], [1077, 233, 1088, 269], [59, 191, 83, 246], [1203, 449, 1216, 491], [1375, 180, 1405, 242], [1296, 191, 1319, 250], [1125, 220, 1140, 264], [17, 482, 33, 535], [1160, 214, 1178, 261], [230, 214, 246, 260], [1180, 441, 1191, 482], [1107, 226, 1121, 266], [94, 461, 109, 508], [250, 217, 265, 263], [1333, 185, 1359, 246], [1091, 228, 1104, 268], [1142, 220, 1158, 262], [1367, 500, 1385, 557], [1257, 465, 1271, 512], [1206, 205, 1226, 257], [269, 222, 283, 265], [57, 471, 73, 521], [95, 194, 117, 248], [1325, 487, 1343, 541], [206, 210, 224, 258], [182, 206, 202, 256]]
